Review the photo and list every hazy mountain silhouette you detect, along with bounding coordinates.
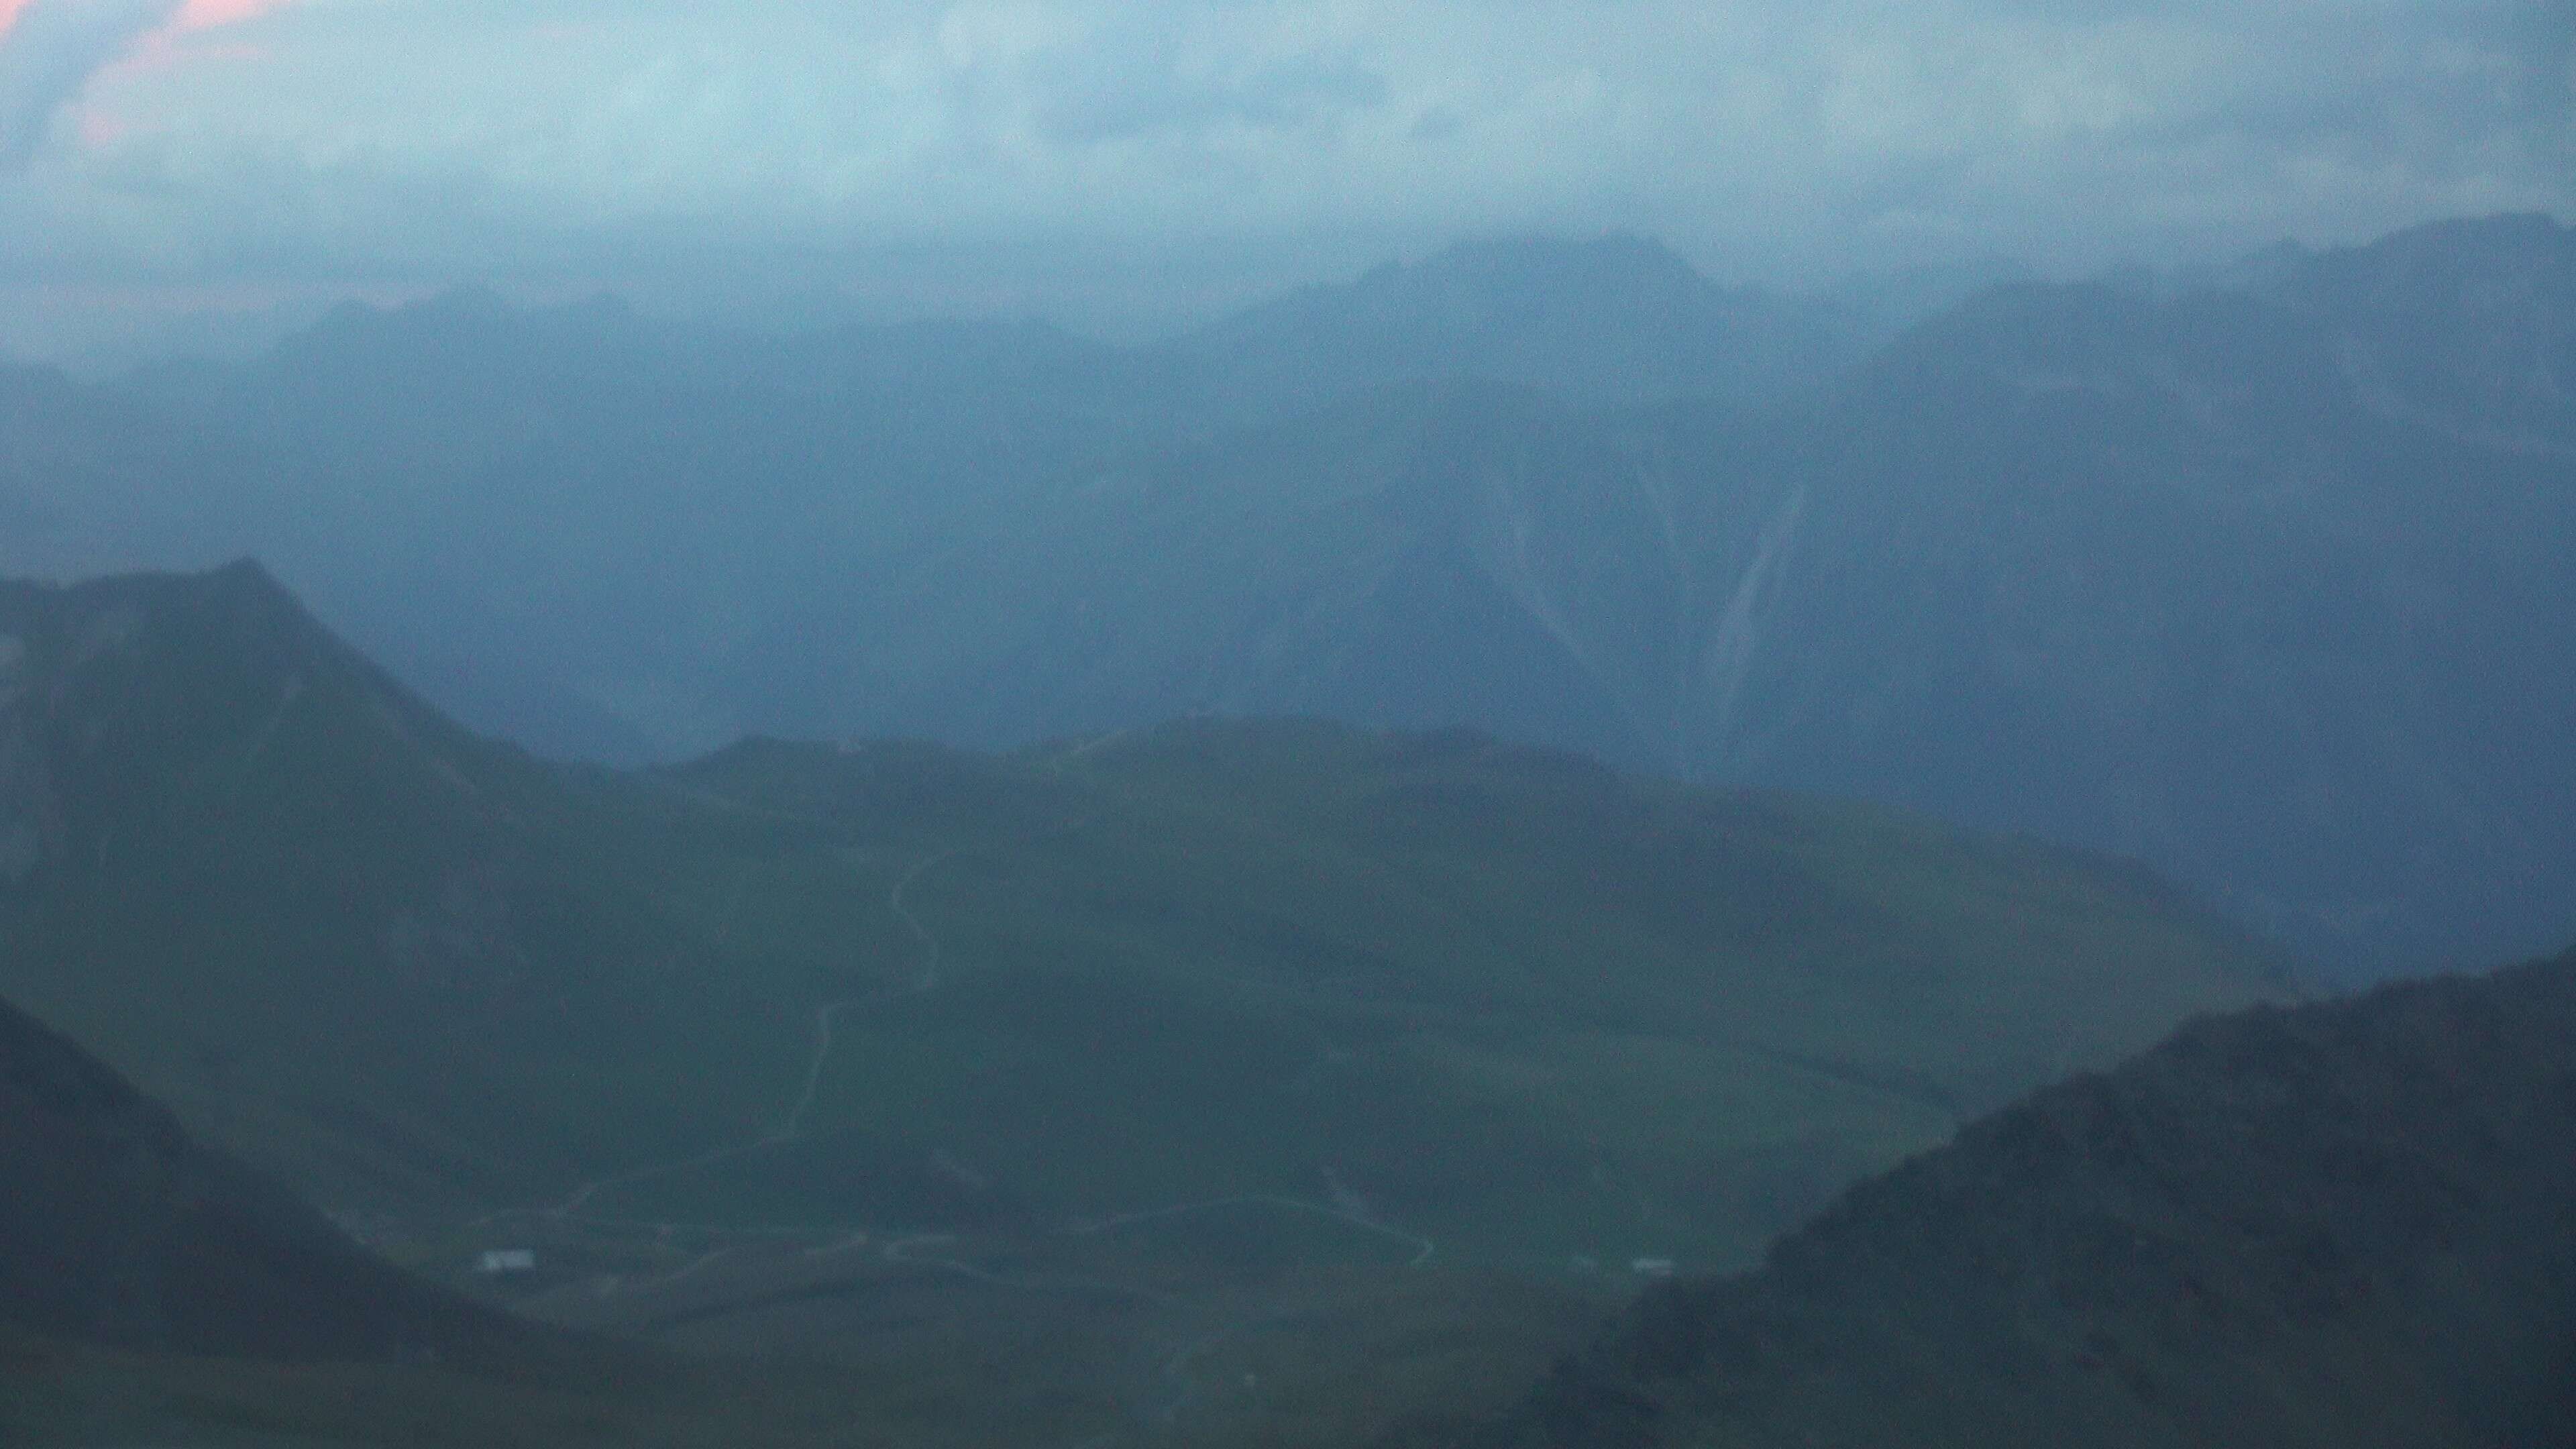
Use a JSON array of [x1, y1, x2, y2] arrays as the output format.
[[1169, 234, 1864, 413], [0, 217, 2567, 975], [725, 214, 2576, 975]]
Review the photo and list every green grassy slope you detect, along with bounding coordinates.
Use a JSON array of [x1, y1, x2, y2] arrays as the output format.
[[0, 563, 2288, 1269]]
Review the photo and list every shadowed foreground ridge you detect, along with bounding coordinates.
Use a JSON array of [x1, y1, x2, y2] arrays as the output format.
[[0, 990, 515, 1362], [1456, 943, 2576, 1449]]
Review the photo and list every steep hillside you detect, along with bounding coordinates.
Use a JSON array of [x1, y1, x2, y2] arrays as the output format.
[[0, 987, 513, 1362], [0, 560, 812, 1212], [2267, 212, 2575, 455], [1445, 945, 2576, 1449]]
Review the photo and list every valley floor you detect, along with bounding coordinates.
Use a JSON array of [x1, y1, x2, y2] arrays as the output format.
[[6, 1256, 1613, 1449]]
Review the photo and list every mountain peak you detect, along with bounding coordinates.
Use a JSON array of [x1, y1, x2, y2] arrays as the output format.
[[1262, 232, 1729, 324], [32, 557, 333, 666], [2265, 210, 2575, 306], [2361, 209, 2571, 259], [1171, 232, 1852, 409], [0, 559, 513, 894], [1400, 232, 1713, 297], [200, 554, 299, 609]]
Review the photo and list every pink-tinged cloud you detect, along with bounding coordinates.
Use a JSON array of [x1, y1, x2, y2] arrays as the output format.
[[174, 0, 294, 31], [3, 1, 175, 164], [0, 0, 32, 40], [71, 97, 125, 146], [73, 0, 288, 99]]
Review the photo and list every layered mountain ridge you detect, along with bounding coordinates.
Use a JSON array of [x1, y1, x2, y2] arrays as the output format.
[[3, 216, 2569, 978]]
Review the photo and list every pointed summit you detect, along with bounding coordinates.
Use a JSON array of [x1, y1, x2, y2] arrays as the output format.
[[1171, 233, 1859, 409]]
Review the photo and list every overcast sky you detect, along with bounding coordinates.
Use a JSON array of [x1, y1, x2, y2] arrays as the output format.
[[0, 0, 2569, 350]]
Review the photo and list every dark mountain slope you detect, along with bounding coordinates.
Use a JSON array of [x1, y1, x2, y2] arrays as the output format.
[[1459, 944, 2576, 1449], [0, 983, 1140, 1449], [0, 987, 513, 1361]]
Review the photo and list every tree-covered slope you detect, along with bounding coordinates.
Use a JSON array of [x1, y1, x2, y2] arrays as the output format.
[[1450, 945, 2576, 1449]]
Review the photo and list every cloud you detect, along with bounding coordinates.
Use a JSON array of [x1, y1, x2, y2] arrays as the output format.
[[927, 7, 1389, 144], [174, 0, 297, 28], [0, 0, 2568, 336], [0, 0, 182, 167]]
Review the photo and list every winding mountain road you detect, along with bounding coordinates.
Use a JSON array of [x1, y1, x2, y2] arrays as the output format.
[[775, 848, 961, 1140], [1068, 1194, 1437, 1269], [467, 789, 1448, 1439], [467, 843, 969, 1230]]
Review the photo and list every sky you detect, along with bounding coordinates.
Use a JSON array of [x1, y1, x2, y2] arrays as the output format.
[[0, 0, 2569, 354]]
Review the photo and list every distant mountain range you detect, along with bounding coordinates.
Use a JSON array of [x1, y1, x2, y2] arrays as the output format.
[[2, 216, 2571, 975], [1163, 234, 1880, 414], [1436, 941, 2576, 1449]]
